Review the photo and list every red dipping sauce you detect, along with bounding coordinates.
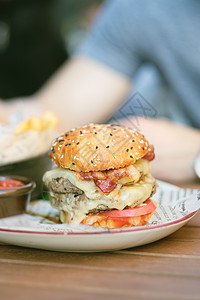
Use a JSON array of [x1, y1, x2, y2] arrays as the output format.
[[0, 179, 25, 190]]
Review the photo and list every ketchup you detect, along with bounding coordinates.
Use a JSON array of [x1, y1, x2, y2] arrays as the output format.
[[0, 179, 25, 190]]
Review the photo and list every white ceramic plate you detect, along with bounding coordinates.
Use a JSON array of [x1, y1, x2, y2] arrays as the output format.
[[0, 181, 198, 252]]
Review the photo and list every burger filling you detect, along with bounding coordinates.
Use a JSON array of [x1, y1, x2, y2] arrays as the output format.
[[43, 159, 156, 224]]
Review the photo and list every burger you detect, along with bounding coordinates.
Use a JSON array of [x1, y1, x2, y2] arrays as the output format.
[[43, 123, 157, 229]]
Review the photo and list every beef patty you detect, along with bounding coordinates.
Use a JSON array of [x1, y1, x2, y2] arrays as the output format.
[[47, 177, 83, 195]]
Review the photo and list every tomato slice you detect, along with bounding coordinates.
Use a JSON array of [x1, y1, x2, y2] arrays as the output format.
[[82, 199, 158, 228], [0, 179, 24, 190], [100, 199, 157, 218]]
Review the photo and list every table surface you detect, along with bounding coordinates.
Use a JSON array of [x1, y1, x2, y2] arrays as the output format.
[[0, 182, 200, 300]]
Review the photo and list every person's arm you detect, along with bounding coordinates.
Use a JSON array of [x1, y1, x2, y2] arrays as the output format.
[[0, 56, 131, 131]]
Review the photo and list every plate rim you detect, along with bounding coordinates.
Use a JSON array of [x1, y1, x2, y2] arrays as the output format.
[[0, 211, 197, 236]]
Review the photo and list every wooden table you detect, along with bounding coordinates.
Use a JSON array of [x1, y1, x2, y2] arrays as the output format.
[[0, 183, 200, 300]]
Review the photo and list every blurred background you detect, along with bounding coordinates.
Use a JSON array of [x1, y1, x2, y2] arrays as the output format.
[[0, 0, 190, 126], [0, 0, 102, 99]]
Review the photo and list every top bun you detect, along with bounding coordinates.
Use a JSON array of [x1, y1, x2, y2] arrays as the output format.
[[49, 124, 152, 172]]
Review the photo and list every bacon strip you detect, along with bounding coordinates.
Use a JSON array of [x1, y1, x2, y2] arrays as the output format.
[[143, 145, 155, 161], [74, 165, 140, 194]]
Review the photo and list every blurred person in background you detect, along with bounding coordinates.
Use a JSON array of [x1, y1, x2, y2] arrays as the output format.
[[0, 0, 200, 183]]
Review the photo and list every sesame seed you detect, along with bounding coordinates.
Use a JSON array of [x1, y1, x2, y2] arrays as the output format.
[[72, 162, 75, 165], [76, 142, 79, 145], [106, 146, 109, 148], [58, 139, 64, 143], [96, 146, 98, 149], [110, 133, 113, 136], [132, 140, 135, 142], [142, 147, 145, 150], [91, 160, 93, 163], [131, 147, 133, 149], [94, 132, 97, 134], [139, 140, 144, 143], [130, 155, 133, 158], [126, 149, 129, 152], [65, 134, 68, 137]]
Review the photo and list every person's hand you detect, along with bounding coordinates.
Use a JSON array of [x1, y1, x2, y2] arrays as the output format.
[[121, 117, 200, 183]]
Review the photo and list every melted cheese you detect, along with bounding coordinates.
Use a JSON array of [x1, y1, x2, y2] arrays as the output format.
[[43, 159, 156, 224]]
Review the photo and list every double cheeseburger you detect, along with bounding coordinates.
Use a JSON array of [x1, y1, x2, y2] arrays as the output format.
[[43, 124, 157, 228]]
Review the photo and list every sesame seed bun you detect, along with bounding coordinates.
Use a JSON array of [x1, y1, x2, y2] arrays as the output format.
[[49, 124, 152, 172]]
